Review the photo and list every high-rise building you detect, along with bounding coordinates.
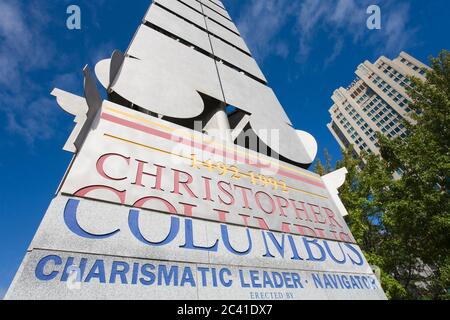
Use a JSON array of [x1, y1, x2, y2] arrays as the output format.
[[327, 52, 428, 157]]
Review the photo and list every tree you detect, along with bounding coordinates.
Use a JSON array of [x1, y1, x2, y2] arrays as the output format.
[[312, 159, 326, 176], [377, 50, 450, 299], [316, 51, 449, 299], [324, 148, 333, 174], [312, 149, 332, 176], [332, 147, 409, 299], [324, 50, 450, 300]]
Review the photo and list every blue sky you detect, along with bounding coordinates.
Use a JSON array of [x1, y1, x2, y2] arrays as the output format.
[[0, 0, 448, 298]]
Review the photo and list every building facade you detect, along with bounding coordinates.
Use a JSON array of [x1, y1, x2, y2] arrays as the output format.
[[327, 52, 428, 157]]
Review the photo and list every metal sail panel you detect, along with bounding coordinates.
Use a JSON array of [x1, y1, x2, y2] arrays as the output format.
[[179, 0, 203, 12], [155, 0, 206, 29], [201, 0, 231, 20], [126, 25, 224, 103], [216, 62, 291, 125], [210, 36, 266, 82], [204, 0, 226, 11], [143, 2, 264, 82], [202, 5, 239, 35], [206, 18, 250, 54], [145, 3, 212, 53]]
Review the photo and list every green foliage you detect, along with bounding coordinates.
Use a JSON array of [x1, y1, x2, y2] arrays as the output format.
[[365, 251, 410, 300], [312, 149, 333, 176], [379, 271, 411, 300], [324, 149, 332, 174], [378, 50, 450, 299], [323, 50, 450, 300], [312, 159, 326, 176]]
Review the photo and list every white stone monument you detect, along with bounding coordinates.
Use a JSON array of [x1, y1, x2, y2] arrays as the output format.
[[5, 0, 387, 300]]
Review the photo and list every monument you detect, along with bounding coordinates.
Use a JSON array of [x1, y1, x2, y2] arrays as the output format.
[[5, 0, 387, 300]]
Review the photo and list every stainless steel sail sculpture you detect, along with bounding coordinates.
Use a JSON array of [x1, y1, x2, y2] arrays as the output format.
[[94, 0, 317, 165]]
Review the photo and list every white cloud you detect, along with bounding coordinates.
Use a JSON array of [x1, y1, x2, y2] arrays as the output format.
[[0, 0, 55, 90], [275, 42, 290, 59], [295, 0, 331, 61], [90, 41, 116, 66], [6, 97, 58, 144], [52, 73, 82, 93], [0, 1, 61, 144], [324, 38, 344, 67], [234, 0, 416, 66], [236, 0, 295, 62], [0, 0, 113, 145], [382, 3, 414, 54], [0, 0, 134, 144]]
